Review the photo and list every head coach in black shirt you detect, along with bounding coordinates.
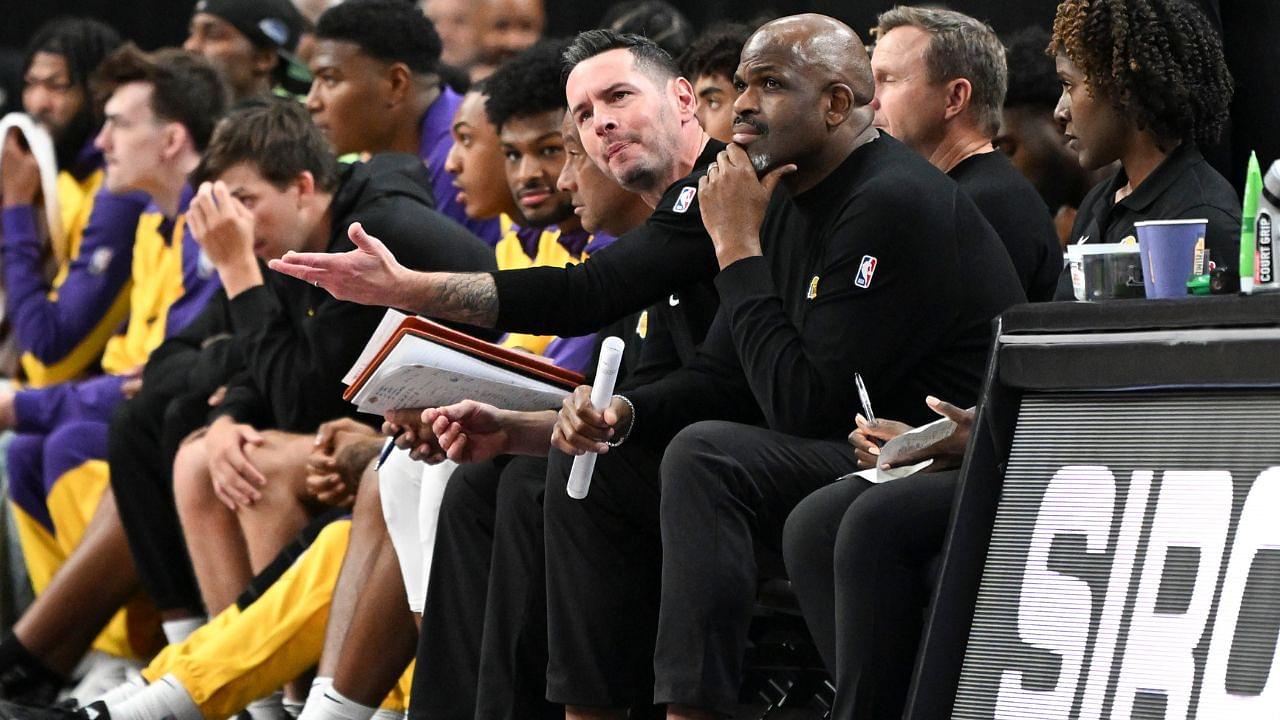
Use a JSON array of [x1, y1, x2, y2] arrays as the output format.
[[1050, 0, 1239, 300], [273, 27, 733, 719], [545, 14, 1026, 718], [269, 31, 727, 341], [408, 36, 725, 720], [871, 5, 1062, 302]]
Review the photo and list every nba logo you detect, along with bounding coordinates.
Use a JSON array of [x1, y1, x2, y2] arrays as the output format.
[[673, 186, 697, 213], [855, 255, 877, 288]]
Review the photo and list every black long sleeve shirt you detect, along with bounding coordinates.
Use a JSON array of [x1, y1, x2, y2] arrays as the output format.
[[490, 141, 726, 337], [624, 134, 1028, 444], [141, 289, 240, 405], [212, 153, 497, 432], [949, 150, 1063, 302], [613, 277, 724, 392]]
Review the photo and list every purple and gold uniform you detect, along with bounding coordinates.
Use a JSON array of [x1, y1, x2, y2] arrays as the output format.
[[1, 145, 144, 387], [495, 216, 603, 367], [418, 85, 501, 247], [11, 186, 217, 428], [538, 232, 617, 372], [118, 518, 413, 716], [7, 186, 220, 659]]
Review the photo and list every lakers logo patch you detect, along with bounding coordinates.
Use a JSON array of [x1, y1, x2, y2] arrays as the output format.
[[88, 247, 114, 275]]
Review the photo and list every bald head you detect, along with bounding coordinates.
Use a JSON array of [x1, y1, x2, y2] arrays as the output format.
[[730, 12, 878, 189], [744, 14, 874, 105]]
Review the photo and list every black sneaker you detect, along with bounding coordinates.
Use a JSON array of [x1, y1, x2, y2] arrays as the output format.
[[0, 699, 107, 720], [0, 665, 60, 709]]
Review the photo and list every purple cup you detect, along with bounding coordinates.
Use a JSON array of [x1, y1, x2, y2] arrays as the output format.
[[1135, 218, 1208, 299]]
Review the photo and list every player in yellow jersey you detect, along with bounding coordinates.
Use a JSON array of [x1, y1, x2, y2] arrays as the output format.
[[1, 19, 145, 389], [0, 47, 228, 705]]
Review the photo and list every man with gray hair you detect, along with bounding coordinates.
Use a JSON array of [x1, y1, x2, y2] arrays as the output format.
[[872, 5, 1061, 300]]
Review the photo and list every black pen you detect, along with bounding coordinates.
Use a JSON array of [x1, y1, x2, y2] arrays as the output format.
[[376, 431, 403, 470]]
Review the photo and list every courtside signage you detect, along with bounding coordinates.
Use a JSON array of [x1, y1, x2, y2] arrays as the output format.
[[952, 392, 1280, 720]]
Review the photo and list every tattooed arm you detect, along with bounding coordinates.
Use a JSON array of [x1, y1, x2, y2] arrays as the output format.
[[272, 205, 723, 337], [398, 270, 498, 327], [269, 221, 500, 327]]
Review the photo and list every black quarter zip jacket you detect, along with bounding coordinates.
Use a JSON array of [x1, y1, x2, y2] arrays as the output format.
[[209, 153, 498, 431], [624, 133, 1028, 444]]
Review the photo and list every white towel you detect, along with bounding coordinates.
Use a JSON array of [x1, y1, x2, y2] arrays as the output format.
[[0, 112, 64, 261]]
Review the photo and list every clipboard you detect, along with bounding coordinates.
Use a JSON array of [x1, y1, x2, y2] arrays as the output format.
[[343, 315, 584, 403]]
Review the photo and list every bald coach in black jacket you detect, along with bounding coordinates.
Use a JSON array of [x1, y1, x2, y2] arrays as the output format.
[[543, 14, 1027, 716]]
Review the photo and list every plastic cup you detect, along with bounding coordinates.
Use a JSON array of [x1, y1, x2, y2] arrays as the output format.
[[1067, 243, 1143, 301], [1135, 219, 1208, 299]]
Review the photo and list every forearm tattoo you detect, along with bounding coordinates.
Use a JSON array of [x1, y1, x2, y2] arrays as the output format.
[[417, 272, 499, 327]]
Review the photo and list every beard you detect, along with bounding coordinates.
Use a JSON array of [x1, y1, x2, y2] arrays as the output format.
[[748, 149, 772, 173], [613, 102, 682, 193], [733, 115, 773, 173], [44, 108, 96, 171], [613, 134, 678, 194], [536, 198, 577, 227], [616, 160, 660, 193]]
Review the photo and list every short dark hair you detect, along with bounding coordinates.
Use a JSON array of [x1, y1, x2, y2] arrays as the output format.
[[1049, 0, 1233, 147], [25, 17, 122, 92], [92, 45, 229, 152], [877, 5, 1008, 137], [191, 96, 340, 192], [315, 0, 443, 76], [599, 1, 695, 58], [679, 23, 752, 83], [1002, 26, 1059, 109], [561, 28, 680, 85], [484, 40, 570, 132]]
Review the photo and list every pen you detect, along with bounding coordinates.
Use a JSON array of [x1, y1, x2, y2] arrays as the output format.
[[375, 432, 402, 470], [855, 372, 876, 425]]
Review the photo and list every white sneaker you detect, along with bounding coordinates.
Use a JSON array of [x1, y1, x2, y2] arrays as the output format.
[[62, 653, 145, 706]]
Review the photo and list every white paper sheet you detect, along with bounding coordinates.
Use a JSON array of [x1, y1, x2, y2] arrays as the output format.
[[842, 458, 935, 484], [343, 309, 409, 386], [350, 331, 570, 414]]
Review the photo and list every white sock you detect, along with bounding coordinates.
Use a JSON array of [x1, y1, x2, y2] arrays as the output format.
[[103, 674, 202, 720], [296, 682, 377, 720], [296, 678, 332, 720], [283, 696, 305, 719], [161, 617, 206, 645], [370, 711, 403, 720], [91, 674, 148, 709], [246, 692, 288, 720]]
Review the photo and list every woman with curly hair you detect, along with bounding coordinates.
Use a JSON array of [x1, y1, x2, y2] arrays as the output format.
[[1049, 0, 1240, 298]]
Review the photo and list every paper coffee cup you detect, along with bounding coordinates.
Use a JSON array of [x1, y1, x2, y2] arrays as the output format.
[[1135, 219, 1208, 299]]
